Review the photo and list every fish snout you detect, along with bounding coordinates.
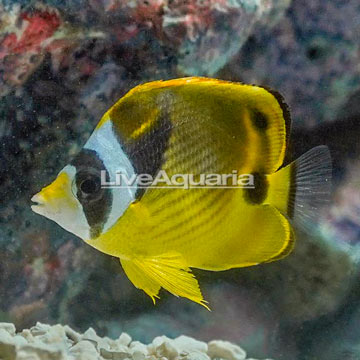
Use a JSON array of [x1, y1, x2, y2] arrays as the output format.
[[31, 192, 46, 215], [31, 172, 77, 217]]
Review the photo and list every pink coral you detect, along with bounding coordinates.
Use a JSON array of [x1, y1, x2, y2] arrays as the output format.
[[0, 8, 62, 92], [163, 0, 219, 43], [0, 10, 61, 57]]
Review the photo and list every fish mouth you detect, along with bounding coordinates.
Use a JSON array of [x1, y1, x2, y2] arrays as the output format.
[[31, 193, 45, 214]]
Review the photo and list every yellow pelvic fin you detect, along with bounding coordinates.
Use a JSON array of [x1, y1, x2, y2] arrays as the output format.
[[120, 257, 161, 304], [120, 253, 209, 310]]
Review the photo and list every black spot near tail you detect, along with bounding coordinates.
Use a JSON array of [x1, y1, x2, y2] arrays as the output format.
[[244, 172, 269, 205]]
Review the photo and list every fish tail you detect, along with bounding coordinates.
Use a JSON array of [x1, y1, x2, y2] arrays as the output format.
[[266, 145, 332, 230]]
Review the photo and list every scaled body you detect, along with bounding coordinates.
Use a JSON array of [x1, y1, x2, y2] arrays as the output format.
[[31, 78, 332, 307]]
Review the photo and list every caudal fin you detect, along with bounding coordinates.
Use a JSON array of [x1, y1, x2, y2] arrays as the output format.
[[266, 146, 332, 230]]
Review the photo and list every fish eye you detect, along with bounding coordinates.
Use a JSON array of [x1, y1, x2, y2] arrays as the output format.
[[79, 176, 101, 195]]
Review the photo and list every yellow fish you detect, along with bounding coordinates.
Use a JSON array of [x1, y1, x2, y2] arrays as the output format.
[[31, 77, 332, 308]]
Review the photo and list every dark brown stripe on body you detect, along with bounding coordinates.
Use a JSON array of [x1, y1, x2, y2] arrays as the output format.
[[111, 106, 172, 199]]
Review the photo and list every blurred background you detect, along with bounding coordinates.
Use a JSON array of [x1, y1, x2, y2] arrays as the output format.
[[1, 0, 360, 358]]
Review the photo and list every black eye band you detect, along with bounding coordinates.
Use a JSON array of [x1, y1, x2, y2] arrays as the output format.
[[75, 167, 103, 202], [80, 177, 101, 195], [71, 149, 112, 238]]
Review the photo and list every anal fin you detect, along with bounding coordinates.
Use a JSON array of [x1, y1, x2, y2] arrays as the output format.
[[120, 253, 209, 310]]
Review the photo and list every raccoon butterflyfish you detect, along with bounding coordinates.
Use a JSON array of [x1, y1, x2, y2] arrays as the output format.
[[31, 77, 332, 309]]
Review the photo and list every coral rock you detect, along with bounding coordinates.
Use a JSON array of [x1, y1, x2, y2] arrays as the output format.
[[208, 340, 247, 360], [0, 322, 265, 360]]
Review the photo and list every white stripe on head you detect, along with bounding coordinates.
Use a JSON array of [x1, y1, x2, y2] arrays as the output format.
[[84, 119, 137, 232]]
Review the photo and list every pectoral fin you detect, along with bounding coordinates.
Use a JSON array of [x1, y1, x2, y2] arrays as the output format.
[[120, 253, 209, 309]]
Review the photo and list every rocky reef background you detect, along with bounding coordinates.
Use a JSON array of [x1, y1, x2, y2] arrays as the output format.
[[0, 0, 360, 359]]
